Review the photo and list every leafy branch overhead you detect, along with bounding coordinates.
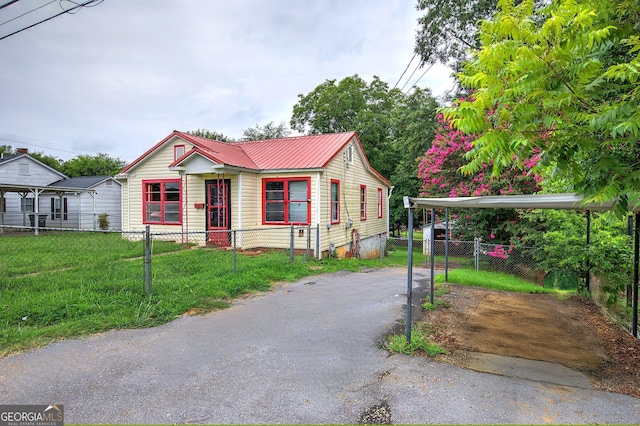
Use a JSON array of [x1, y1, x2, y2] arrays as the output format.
[[441, 0, 640, 214]]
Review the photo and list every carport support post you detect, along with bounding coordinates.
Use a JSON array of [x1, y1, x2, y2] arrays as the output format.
[[632, 213, 638, 336], [406, 204, 414, 343], [445, 208, 449, 282], [586, 210, 591, 293], [430, 209, 435, 305]]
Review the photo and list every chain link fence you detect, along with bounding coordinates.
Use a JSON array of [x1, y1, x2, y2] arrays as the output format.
[[387, 236, 541, 283], [1, 223, 327, 295]]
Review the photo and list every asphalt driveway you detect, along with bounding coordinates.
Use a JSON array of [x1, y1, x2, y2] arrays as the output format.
[[1, 267, 639, 424]]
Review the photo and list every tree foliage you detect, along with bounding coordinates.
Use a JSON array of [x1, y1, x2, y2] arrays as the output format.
[[415, 0, 499, 68], [187, 129, 235, 142], [61, 153, 127, 177], [291, 75, 440, 230], [417, 112, 542, 242], [442, 0, 640, 215], [242, 121, 291, 141], [290, 74, 406, 179]]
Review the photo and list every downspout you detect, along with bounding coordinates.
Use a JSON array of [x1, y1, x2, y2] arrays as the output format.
[[237, 172, 243, 230], [387, 186, 395, 236]]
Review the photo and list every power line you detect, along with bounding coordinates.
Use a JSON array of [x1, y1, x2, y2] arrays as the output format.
[[392, 52, 417, 90], [0, 132, 97, 156], [0, 0, 56, 27], [399, 60, 421, 93], [403, 63, 435, 95], [0, 0, 103, 41], [0, 0, 19, 11]]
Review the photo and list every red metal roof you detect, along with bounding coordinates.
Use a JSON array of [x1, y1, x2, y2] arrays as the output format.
[[121, 130, 391, 185], [230, 132, 354, 169]]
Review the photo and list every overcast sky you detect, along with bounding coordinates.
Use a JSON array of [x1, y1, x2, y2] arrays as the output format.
[[0, 0, 453, 163]]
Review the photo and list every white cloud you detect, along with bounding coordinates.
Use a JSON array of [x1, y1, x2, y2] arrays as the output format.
[[0, 0, 453, 162]]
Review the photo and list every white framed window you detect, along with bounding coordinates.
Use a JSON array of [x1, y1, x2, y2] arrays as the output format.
[[346, 144, 354, 165], [21, 198, 34, 212]]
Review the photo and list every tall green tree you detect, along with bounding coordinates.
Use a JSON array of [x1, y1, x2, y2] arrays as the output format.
[[242, 121, 290, 141], [443, 0, 640, 214], [290, 74, 405, 179], [415, 0, 498, 68], [389, 88, 440, 230], [61, 153, 127, 177], [291, 75, 440, 230]]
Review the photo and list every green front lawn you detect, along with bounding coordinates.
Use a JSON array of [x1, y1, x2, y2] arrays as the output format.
[[1, 232, 411, 356]]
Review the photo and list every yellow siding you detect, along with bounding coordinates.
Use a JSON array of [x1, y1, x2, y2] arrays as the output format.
[[121, 137, 194, 232], [320, 136, 389, 256], [121, 134, 389, 255]]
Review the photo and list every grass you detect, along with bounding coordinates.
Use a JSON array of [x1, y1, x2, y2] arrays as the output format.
[[435, 267, 569, 294], [0, 232, 415, 356], [386, 323, 447, 357]]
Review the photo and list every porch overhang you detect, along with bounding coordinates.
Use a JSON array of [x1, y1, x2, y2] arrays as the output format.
[[169, 164, 255, 175]]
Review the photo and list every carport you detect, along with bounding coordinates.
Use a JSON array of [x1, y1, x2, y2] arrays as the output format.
[[403, 193, 640, 339], [0, 183, 97, 234]]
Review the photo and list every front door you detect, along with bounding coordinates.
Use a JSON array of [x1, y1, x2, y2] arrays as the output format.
[[206, 179, 231, 246]]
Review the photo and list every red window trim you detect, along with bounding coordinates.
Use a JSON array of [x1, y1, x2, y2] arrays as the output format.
[[142, 179, 182, 225], [360, 184, 367, 221], [262, 177, 311, 225], [331, 179, 340, 224], [378, 188, 383, 218], [174, 144, 185, 161]]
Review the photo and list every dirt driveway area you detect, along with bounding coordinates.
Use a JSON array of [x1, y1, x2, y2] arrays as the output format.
[[423, 284, 640, 398]]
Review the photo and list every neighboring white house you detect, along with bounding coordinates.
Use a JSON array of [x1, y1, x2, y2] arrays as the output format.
[[0, 151, 122, 230]]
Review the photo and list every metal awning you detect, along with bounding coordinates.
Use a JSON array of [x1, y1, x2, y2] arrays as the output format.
[[406, 193, 639, 212]]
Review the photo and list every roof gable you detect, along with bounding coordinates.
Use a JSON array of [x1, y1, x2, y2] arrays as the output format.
[[120, 130, 391, 185], [0, 153, 67, 180]]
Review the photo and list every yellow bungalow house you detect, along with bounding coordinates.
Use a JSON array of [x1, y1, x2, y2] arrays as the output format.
[[116, 131, 391, 259]]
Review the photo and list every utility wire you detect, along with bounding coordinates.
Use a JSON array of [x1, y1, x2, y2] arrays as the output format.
[[403, 63, 435, 95], [0, 0, 56, 27], [0, 0, 103, 41], [392, 52, 417, 90], [399, 60, 421, 93], [0, 132, 97, 156], [0, 0, 19, 11]]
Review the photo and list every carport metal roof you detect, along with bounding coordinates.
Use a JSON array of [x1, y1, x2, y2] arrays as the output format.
[[403, 193, 639, 340], [405, 193, 639, 212]]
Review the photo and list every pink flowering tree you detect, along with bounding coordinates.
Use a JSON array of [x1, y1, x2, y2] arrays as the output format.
[[417, 113, 542, 243]]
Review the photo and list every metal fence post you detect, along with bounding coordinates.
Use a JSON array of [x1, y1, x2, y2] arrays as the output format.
[[290, 224, 294, 263], [474, 238, 480, 271], [144, 225, 152, 295], [306, 223, 311, 261], [233, 230, 237, 273], [380, 233, 384, 262], [316, 224, 320, 259]]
